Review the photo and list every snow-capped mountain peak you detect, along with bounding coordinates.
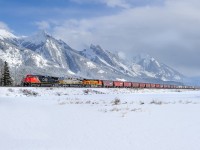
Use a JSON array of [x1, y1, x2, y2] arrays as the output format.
[[134, 53, 161, 69], [22, 30, 51, 45], [132, 53, 184, 82], [90, 44, 104, 51], [0, 29, 17, 40], [134, 53, 155, 63]]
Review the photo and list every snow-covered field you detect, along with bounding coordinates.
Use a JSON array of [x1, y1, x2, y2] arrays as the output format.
[[0, 87, 200, 150]]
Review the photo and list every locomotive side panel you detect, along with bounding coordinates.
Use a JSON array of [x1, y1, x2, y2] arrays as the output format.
[[82, 79, 103, 87], [37, 75, 59, 86], [59, 78, 82, 87]]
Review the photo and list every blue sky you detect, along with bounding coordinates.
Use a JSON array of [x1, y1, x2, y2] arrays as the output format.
[[0, 0, 122, 34], [0, 0, 115, 34], [0, 0, 200, 77], [0, 0, 164, 35]]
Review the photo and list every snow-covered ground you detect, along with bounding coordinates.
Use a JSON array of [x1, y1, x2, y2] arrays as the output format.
[[0, 87, 200, 150]]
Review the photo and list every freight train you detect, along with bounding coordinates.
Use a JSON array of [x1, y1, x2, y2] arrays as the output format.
[[21, 74, 196, 89]]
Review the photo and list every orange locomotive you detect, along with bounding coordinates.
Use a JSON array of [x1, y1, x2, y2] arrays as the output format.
[[82, 79, 102, 87]]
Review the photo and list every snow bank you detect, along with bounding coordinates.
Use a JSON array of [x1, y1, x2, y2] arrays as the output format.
[[0, 87, 200, 150]]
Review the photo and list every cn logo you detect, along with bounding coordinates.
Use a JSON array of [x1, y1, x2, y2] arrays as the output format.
[[42, 78, 48, 82]]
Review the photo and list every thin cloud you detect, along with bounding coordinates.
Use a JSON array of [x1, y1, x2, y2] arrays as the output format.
[[51, 0, 200, 76], [70, 0, 164, 8], [105, 0, 130, 8], [0, 22, 10, 31], [35, 21, 51, 30], [70, 0, 130, 8]]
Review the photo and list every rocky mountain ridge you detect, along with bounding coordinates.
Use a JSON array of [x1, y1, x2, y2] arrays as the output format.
[[0, 29, 184, 85]]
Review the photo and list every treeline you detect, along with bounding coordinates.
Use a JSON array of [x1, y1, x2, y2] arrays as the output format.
[[0, 61, 13, 86]]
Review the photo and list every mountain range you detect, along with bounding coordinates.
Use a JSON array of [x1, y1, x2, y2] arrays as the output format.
[[0, 29, 185, 85]]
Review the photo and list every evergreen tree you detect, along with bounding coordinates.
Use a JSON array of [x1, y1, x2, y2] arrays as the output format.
[[0, 74, 2, 86], [0, 59, 3, 86], [1, 61, 13, 86]]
